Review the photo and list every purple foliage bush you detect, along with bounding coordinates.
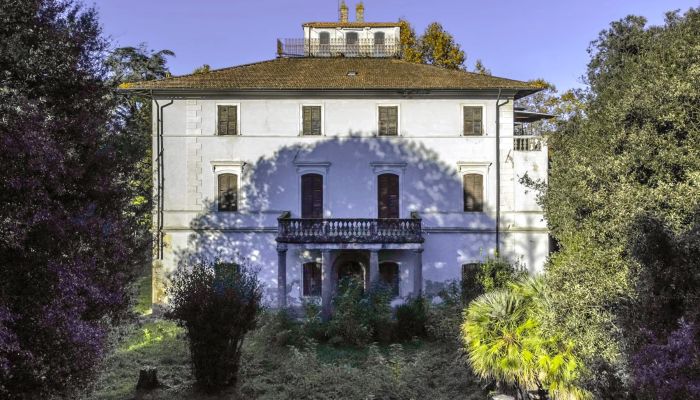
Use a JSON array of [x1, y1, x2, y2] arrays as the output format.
[[167, 261, 262, 392], [0, 1, 148, 397], [632, 321, 700, 399]]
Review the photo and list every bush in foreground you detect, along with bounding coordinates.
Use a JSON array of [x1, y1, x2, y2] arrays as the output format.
[[462, 277, 589, 399], [167, 260, 261, 392]]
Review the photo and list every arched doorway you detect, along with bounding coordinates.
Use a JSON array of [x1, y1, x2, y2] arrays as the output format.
[[332, 252, 369, 292]]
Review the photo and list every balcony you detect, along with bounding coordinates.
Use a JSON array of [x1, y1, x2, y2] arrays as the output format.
[[277, 38, 401, 58], [276, 215, 423, 244], [514, 123, 543, 151]]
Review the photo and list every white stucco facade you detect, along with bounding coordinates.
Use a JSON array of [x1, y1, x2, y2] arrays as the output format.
[[151, 95, 549, 306]]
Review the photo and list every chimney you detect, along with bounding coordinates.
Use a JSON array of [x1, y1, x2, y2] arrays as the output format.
[[356, 2, 364, 22], [339, 0, 348, 23]]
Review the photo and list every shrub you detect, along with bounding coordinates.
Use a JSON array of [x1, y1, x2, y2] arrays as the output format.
[[462, 256, 527, 303], [462, 277, 588, 399], [327, 277, 373, 346], [255, 308, 306, 348], [394, 296, 428, 342], [167, 260, 262, 392], [327, 278, 394, 346], [426, 281, 464, 343]]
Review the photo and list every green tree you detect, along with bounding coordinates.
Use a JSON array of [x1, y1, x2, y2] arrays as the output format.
[[192, 64, 211, 74], [538, 8, 700, 396], [107, 45, 174, 270]]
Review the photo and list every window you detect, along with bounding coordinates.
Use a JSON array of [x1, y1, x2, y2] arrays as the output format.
[[301, 173, 323, 218], [463, 106, 483, 136], [346, 32, 358, 45], [378, 173, 399, 218], [302, 106, 322, 135], [319, 31, 330, 55], [378, 106, 398, 136], [374, 32, 386, 56], [374, 31, 385, 45], [218, 173, 238, 211], [379, 262, 399, 297], [217, 105, 238, 135], [461, 263, 481, 302], [463, 173, 484, 212], [303, 262, 322, 296]]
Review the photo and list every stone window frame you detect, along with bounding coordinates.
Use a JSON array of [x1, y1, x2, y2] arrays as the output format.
[[211, 161, 245, 212], [457, 162, 490, 213]]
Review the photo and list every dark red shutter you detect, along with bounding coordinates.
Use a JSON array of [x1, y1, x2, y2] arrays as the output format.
[[301, 174, 323, 218], [378, 173, 399, 218]]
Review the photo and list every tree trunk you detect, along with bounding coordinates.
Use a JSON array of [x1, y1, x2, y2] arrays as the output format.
[[136, 366, 160, 390]]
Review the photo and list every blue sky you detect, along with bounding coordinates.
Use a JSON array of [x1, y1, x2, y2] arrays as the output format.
[[93, 0, 699, 91]]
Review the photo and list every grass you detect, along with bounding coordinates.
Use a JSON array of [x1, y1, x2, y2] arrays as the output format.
[[87, 277, 486, 399]]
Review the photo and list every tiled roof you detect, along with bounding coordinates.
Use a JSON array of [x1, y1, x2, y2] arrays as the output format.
[[302, 22, 401, 28], [121, 57, 539, 94]]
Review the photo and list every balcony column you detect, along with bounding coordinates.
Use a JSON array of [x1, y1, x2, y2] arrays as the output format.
[[277, 245, 287, 308], [413, 249, 423, 297], [369, 250, 379, 288], [321, 250, 333, 320]]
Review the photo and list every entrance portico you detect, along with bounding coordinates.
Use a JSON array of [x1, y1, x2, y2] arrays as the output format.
[[276, 214, 424, 318]]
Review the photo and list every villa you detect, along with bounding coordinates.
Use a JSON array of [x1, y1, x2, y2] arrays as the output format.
[[125, 2, 551, 317]]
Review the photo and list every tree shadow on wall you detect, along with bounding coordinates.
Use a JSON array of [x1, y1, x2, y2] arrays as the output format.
[[173, 136, 503, 304]]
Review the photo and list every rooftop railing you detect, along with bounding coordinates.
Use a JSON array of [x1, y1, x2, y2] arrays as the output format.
[[277, 38, 401, 58], [276, 216, 423, 244]]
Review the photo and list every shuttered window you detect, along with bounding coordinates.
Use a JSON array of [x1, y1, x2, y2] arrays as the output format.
[[378, 106, 398, 136], [217, 105, 238, 135], [374, 32, 385, 45], [463, 174, 484, 212], [379, 262, 399, 297], [218, 173, 238, 211], [463, 106, 483, 136], [378, 173, 399, 218], [302, 106, 322, 135], [301, 173, 323, 218], [303, 262, 322, 296]]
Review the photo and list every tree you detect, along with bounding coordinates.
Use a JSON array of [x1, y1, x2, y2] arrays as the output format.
[[0, 1, 152, 397], [473, 59, 491, 75], [398, 19, 422, 64], [106, 45, 174, 271], [399, 20, 466, 69], [538, 8, 700, 396], [192, 64, 211, 74]]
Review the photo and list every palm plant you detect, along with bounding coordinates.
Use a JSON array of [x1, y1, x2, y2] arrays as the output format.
[[461, 277, 589, 400]]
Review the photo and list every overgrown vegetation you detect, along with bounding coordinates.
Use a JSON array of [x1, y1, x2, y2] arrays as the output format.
[[533, 8, 700, 397], [167, 261, 262, 392]]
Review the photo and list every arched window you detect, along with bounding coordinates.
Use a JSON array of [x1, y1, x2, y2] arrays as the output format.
[[463, 173, 484, 212], [303, 262, 322, 296], [379, 261, 399, 297], [318, 31, 330, 56], [345, 32, 359, 56], [373, 31, 385, 45], [218, 173, 238, 211], [319, 31, 330, 45], [378, 173, 399, 218], [345, 32, 358, 45], [301, 173, 323, 218]]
